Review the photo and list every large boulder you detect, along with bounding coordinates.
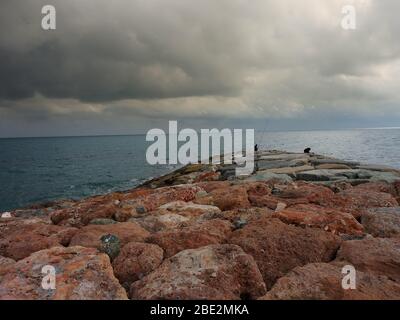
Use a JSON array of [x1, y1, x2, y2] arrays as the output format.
[[69, 222, 149, 250], [260, 262, 400, 300], [130, 244, 266, 300], [208, 186, 251, 211], [112, 242, 164, 290], [332, 189, 398, 218], [146, 219, 232, 257], [275, 204, 364, 236], [229, 217, 341, 288], [361, 207, 400, 238], [0, 246, 128, 300], [0, 219, 78, 260], [335, 237, 400, 282]]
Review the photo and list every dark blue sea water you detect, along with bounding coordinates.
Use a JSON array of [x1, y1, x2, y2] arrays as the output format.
[[1, 128, 399, 212]]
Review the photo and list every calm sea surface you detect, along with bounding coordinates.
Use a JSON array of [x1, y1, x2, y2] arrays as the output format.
[[1, 128, 399, 212]]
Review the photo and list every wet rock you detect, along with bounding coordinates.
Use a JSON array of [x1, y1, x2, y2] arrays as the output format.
[[89, 218, 117, 225], [229, 217, 341, 288], [275, 204, 364, 236], [0, 219, 78, 261], [260, 262, 400, 300], [146, 219, 232, 258], [112, 242, 164, 290], [130, 244, 266, 300], [0, 246, 128, 300], [69, 222, 149, 250], [361, 207, 400, 238], [99, 234, 121, 261], [335, 237, 400, 282]]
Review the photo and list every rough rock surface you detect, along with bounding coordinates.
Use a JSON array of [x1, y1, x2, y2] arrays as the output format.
[[69, 222, 149, 250], [130, 244, 266, 300], [229, 217, 341, 288], [0, 219, 78, 260], [335, 237, 400, 282], [361, 207, 400, 238], [0, 246, 128, 300], [261, 263, 400, 300], [275, 204, 364, 236], [112, 242, 164, 290], [146, 219, 232, 257], [2, 149, 400, 300]]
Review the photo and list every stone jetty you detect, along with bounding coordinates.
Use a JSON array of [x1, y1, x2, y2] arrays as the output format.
[[1, 150, 400, 300]]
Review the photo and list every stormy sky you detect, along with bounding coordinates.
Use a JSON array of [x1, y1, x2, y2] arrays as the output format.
[[0, 0, 399, 137]]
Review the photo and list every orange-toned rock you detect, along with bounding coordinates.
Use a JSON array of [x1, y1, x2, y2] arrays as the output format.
[[260, 263, 400, 300], [208, 185, 251, 211], [133, 185, 204, 212], [146, 219, 232, 257], [335, 237, 400, 282], [229, 218, 341, 288], [130, 213, 190, 233], [195, 181, 231, 193], [194, 171, 221, 182], [0, 246, 127, 300], [157, 201, 221, 218], [0, 219, 78, 261], [0, 256, 15, 280], [112, 242, 164, 290], [275, 204, 364, 236], [69, 222, 149, 250], [353, 181, 398, 197], [130, 244, 266, 300], [50, 203, 120, 227], [332, 189, 399, 218], [361, 207, 400, 238]]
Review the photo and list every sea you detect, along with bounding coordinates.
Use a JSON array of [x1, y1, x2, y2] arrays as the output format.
[[1, 128, 399, 212]]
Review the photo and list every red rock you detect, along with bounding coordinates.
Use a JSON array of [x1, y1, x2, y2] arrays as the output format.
[[69, 222, 149, 250], [217, 207, 274, 224], [275, 204, 364, 236], [229, 217, 341, 288], [260, 262, 400, 300], [130, 213, 190, 233], [335, 237, 400, 282], [50, 203, 120, 227], [146, 219, 232, 257], [331, 188, 399, 219], [208, 185, 251, 211], [194, 171, 221, 182], [195, 181, 231, 193], [130, 244, 266, 300], [157, 201, 221, 218], [0, 246, 127, 300], [0, 219, 78, 261], [112, 242, 164, 290], [354, 181, 397, 197], [0, 256, 15, 280], [276, 182, 336, 207], [133, 185, 204, 212], [361, 207, 400, 238]]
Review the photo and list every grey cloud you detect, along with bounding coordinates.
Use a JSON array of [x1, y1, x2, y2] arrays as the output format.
[[1, 0, 400, 137]]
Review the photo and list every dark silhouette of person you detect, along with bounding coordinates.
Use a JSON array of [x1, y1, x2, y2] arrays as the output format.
[[254, 144, 259, 152], [304, 147, 311, 154]]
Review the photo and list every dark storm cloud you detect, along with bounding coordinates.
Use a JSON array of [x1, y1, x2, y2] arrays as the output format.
[[1, 0, 400, 136]]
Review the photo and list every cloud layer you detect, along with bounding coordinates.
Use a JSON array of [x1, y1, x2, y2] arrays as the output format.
[[1, 0, 400, 136]]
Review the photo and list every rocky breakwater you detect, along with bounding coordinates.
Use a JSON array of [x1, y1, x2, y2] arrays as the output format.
[[1, 150, 400, 300]]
